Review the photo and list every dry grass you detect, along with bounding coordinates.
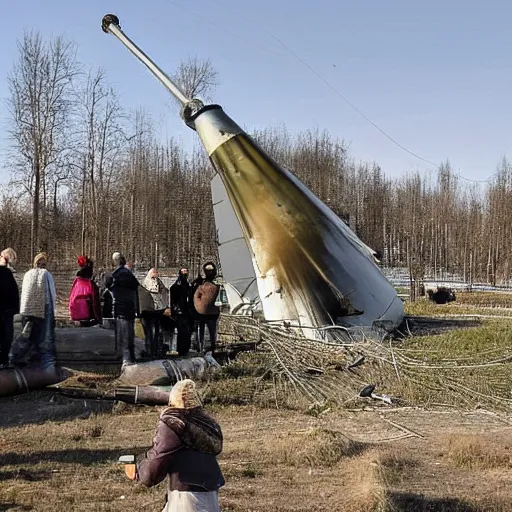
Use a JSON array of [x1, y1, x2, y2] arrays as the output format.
[[2, 401, 512, 511], [455, 292, 512, 308], [203, 315, 512, 413], [4, 294, 512, 510], [248, 428, 365, 468], [405, 298, 512, 317], [377, 452, 419, 486], [334, 451, 389, 512], [404, 290, 512, 316], [445, 434, 512, 470]]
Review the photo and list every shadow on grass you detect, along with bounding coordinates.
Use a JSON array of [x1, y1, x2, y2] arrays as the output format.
[[0, 504, 32, 511], [0, 468, 52, 482], [0, 447, 143, 466], [398, 316, 481, 338], [0, 391, 113, 428], [389, 492, 479, 511]]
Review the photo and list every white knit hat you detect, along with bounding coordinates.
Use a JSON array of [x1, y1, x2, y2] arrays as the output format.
[[168, 379, 201, 409]]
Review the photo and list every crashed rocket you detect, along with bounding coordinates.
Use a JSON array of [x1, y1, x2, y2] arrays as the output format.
[[102, 15, 404, 336]]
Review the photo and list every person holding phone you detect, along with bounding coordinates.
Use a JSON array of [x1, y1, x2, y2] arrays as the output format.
[[122, 379, 225, 511]]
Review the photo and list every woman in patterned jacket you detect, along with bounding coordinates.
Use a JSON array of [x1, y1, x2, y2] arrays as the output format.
[[10, 252, 57, 369]]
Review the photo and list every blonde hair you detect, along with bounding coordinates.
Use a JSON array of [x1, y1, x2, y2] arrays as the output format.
[[1, 247, 17, 266], [33, 252, 48, 268]]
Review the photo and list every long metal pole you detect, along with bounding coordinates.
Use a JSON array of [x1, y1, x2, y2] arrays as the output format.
[[101, 14, 191, 106]]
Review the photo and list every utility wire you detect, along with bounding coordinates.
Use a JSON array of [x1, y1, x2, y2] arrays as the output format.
[[165, 0, 283, 56], [205, 0, 500, 184], [164, 0, 499, 184]]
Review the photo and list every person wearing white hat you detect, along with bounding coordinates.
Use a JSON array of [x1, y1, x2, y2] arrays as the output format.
[[123, 379, 225, 511]]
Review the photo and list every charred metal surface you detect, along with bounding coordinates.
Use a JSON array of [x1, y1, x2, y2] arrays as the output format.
[[205, 125, 404, 331], [210, 133, 354, 325]]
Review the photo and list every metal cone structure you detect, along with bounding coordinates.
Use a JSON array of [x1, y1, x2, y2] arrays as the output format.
[[102, 15, 404, 337]]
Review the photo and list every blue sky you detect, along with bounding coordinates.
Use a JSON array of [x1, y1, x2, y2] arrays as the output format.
[[1, 0, 511, 184]]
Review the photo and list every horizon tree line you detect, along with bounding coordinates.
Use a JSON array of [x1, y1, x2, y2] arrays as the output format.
[[2, 31, 512, 288]]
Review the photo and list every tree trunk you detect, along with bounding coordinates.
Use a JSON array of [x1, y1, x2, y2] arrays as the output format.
[[32, 163, 41, 258]]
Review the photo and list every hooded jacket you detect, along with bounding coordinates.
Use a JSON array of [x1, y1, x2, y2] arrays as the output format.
[[0, 266, 20, 315], [69, 277, 101, 323], [104, 266, 139, 320], [170, 274, 192, 317], [142, 272, 168, 311], [193, 280, 220, 316], [136, 407, 225, 492]]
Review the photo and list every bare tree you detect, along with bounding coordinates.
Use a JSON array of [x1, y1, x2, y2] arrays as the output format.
[[74, 68, 125, 258], [4, 36, 512, 286], [172, 56, 218, 100], [7, 31, 79, 257]]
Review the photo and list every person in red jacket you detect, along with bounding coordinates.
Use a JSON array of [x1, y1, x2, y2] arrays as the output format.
[[123, 379, 225, 512], [68, 256, 101, 326]]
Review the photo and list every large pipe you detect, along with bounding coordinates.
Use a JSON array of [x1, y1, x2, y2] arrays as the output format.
[[0, 367, 69, 398], [0, 342, 223, 399], [119, 354, 221, 386], [57, 385, 172, 405], [101, 15, 404, 337], [101, 14, 190, 106]]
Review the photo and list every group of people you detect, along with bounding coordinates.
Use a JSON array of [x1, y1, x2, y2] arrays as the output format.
[[67, 251, 222, 368], [154, 262, 221, 357], [0, 246, 222, 371], [71, 255, 226, 510], [0, 249, 58, 370]]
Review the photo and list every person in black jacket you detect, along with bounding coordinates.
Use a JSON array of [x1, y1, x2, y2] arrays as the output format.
[[105, 252, 140, 369], [0, 260, 20, 369], [170, 267, 192, 357]]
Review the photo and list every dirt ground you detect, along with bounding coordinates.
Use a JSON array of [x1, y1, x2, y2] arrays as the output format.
[[1, 391, 512, 511], [2, 294, 512, 511]]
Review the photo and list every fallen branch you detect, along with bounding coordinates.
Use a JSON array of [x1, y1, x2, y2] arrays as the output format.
[[379, 416, 425, 438]]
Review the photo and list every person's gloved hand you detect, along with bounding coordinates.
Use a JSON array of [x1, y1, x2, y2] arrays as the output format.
[[124, 464, 136, 480]]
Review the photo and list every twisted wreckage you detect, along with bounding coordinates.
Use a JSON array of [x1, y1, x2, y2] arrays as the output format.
[[0, 15, 403, 401]]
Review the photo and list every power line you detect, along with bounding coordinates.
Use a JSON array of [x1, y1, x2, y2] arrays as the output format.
[[162, 0, 499, 184], [164, 0, 283, 57], [205, 0, 499, 184], [453, 170, 500, 184]]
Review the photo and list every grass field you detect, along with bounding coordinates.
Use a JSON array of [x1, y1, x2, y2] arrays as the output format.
[[2, 294, 512, 511]]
